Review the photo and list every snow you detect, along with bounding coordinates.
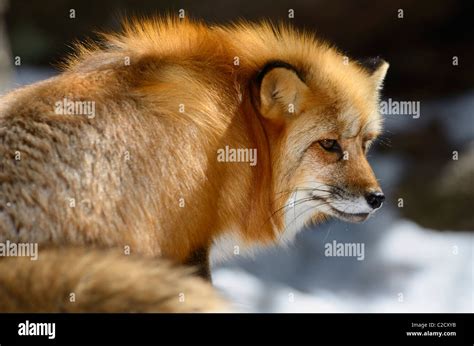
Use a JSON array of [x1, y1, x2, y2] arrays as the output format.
[[213, 219, 473, 312], [382, 91, 474, 147]]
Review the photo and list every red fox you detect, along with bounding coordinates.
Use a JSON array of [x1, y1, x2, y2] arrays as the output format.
[[0, 17, 388, 312]]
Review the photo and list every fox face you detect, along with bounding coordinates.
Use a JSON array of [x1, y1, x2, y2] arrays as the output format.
[[255, 57, 389, 236]]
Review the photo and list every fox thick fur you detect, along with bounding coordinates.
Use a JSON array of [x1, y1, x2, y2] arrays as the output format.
[[0, 247, 224, 312], [0, 17, 388, 312]]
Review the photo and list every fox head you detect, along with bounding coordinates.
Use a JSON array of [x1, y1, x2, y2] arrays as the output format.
[[254, 55, 389, 236]]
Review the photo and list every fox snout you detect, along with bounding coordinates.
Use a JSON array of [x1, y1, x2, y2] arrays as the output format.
[[321, 186, 385, 223]]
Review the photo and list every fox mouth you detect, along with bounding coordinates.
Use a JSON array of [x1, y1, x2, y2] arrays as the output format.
[[328, 205, 370, 223], [311, 195, 372, 223]]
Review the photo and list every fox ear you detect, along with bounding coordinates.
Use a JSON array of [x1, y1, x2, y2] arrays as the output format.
[[258, 65, 309, 120], [359, 57, 390, 91]]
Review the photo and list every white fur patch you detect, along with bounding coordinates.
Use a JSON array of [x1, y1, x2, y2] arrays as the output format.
[[329, 196, 373, 214], [279, 182, 328, 245], [211, 188, 321, 264], [210, 226, 269, 266], [280, 195, 313, 245], [211, 184, 374, 265]]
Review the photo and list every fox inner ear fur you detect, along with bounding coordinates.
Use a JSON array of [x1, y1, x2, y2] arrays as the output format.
[[359, 57, 390, 91], [257, 63, 309, 120]]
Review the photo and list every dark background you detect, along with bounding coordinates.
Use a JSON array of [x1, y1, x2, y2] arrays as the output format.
[[5, 0, 474, 98]]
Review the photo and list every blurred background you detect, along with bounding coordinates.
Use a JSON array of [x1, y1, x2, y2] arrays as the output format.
[[1, 0, 472, 312]]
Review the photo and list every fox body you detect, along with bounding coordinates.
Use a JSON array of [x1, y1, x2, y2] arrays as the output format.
[[0, 18, 388, 311]]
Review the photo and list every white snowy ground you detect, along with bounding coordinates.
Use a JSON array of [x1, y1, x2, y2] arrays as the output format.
[[212, 217, 473, 312], [8, 67, 474, 313]]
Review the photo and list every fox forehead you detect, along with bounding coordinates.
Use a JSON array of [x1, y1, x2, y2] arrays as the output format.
[[338, 106, 382, 139], [296, 99, 382, 142], [300, 64, 383, 140], [328, 81, 382, 139]]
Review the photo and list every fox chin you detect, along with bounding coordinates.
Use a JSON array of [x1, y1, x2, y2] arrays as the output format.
[[0, 17, 388, 312]]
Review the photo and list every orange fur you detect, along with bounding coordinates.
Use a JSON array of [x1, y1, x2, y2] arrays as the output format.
[[0, 17, 388, 308]]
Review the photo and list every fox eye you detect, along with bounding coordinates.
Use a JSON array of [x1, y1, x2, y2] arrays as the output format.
[[319, 139, 341, 152]]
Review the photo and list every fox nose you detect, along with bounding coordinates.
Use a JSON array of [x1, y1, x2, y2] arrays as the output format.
[[365, 192, 385, 210]]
